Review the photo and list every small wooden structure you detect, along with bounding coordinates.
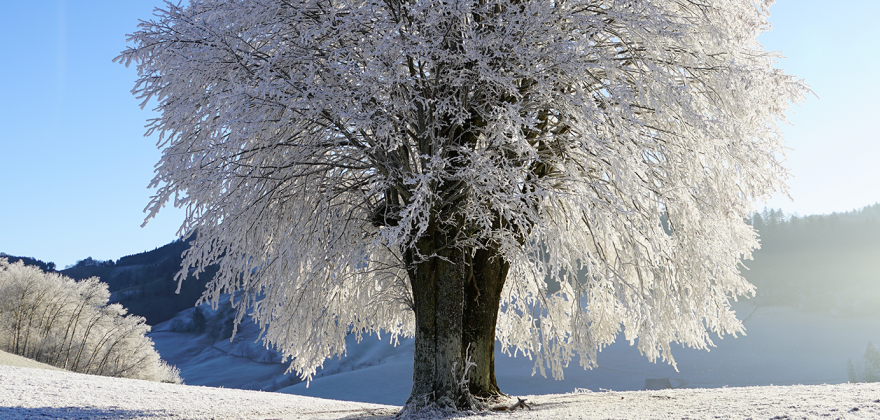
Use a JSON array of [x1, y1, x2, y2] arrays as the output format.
[[644, 378, 672, 390]]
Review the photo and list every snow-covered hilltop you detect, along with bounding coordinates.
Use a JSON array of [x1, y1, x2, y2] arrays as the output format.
[[2, 363, 879, 419]]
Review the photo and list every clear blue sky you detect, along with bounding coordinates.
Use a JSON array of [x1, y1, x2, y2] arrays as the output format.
[[1, 1, 878, 269]]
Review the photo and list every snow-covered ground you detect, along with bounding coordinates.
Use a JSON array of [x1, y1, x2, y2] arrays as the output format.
[[2, 363, 880, 419], [149, 299, 299, 391], [0, 350, 65, 371], [4, 297, 880, 419], [0, 364, 394, 420], [150, 300, 880, 406]]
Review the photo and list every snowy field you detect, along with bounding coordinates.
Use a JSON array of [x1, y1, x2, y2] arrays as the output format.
[[0, 364, 396, 420], [149, 301, 880, 406], [4, 301, 880, 419], [2, 363, 880, 419]]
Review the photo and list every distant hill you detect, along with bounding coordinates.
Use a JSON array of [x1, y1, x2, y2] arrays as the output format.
[[3, 241, 212, 326], [56, 239, 215, 326], [745, 203, 880, 313], [0, 240, 216, 325], [140, 205, 880, 400], [0, 254, 57, 272]]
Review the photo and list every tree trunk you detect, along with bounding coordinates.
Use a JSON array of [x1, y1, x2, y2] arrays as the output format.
[[463, 246, 509, 398], [403, 231, 483, 413]]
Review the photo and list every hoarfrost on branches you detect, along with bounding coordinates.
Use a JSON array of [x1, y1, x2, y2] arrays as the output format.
[[0, 259, 182, 383], [118, 0, 809, 384]]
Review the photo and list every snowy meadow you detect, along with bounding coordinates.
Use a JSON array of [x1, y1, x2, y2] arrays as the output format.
[[145, 297, 880, 406], [2, 361, 879, 419]]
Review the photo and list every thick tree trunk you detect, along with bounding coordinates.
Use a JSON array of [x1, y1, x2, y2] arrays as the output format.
[[403, 232, 482, 412], [463, 246, 509, 398]]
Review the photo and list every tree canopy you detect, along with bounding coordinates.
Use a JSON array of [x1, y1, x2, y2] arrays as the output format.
[[119, 0, 808, 411]]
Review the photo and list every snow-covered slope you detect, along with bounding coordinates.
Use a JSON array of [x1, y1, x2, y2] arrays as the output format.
[[0, 350, 65, 372], [0, 364, 394, 420], [149, 299, 299, 391], [149, 300, 880, 406], [2, 363, 880, 419]]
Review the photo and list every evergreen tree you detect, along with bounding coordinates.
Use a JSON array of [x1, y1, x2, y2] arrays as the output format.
[[864, 342, 880, 383], [191, 306, 207, 334], [847, 358, 859, 383]]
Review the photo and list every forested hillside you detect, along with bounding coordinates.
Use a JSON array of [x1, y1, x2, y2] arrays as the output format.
[[58, 240, 214, 326], [0, 254, 57, 272], [746, 204, 880, 313], [2, 241, 212, 326]]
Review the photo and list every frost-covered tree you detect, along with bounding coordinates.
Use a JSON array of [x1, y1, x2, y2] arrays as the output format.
[[119, 0, 808, 411], [847, 358, 858, 383], [0, 259, 181, 383], [847, 342, 880, 383], [864, 342, 880, 383]]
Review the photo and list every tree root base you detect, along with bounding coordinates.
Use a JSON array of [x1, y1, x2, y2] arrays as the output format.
[[398, 391, 490, 419]]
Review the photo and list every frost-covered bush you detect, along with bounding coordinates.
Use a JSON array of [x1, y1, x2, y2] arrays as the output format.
[[0, 259, 182, 383]]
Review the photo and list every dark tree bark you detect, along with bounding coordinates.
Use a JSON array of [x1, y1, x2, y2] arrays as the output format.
[[403, 230, 511, 412], [463, 246, 509, 398], [403, 228, 483, 412]]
